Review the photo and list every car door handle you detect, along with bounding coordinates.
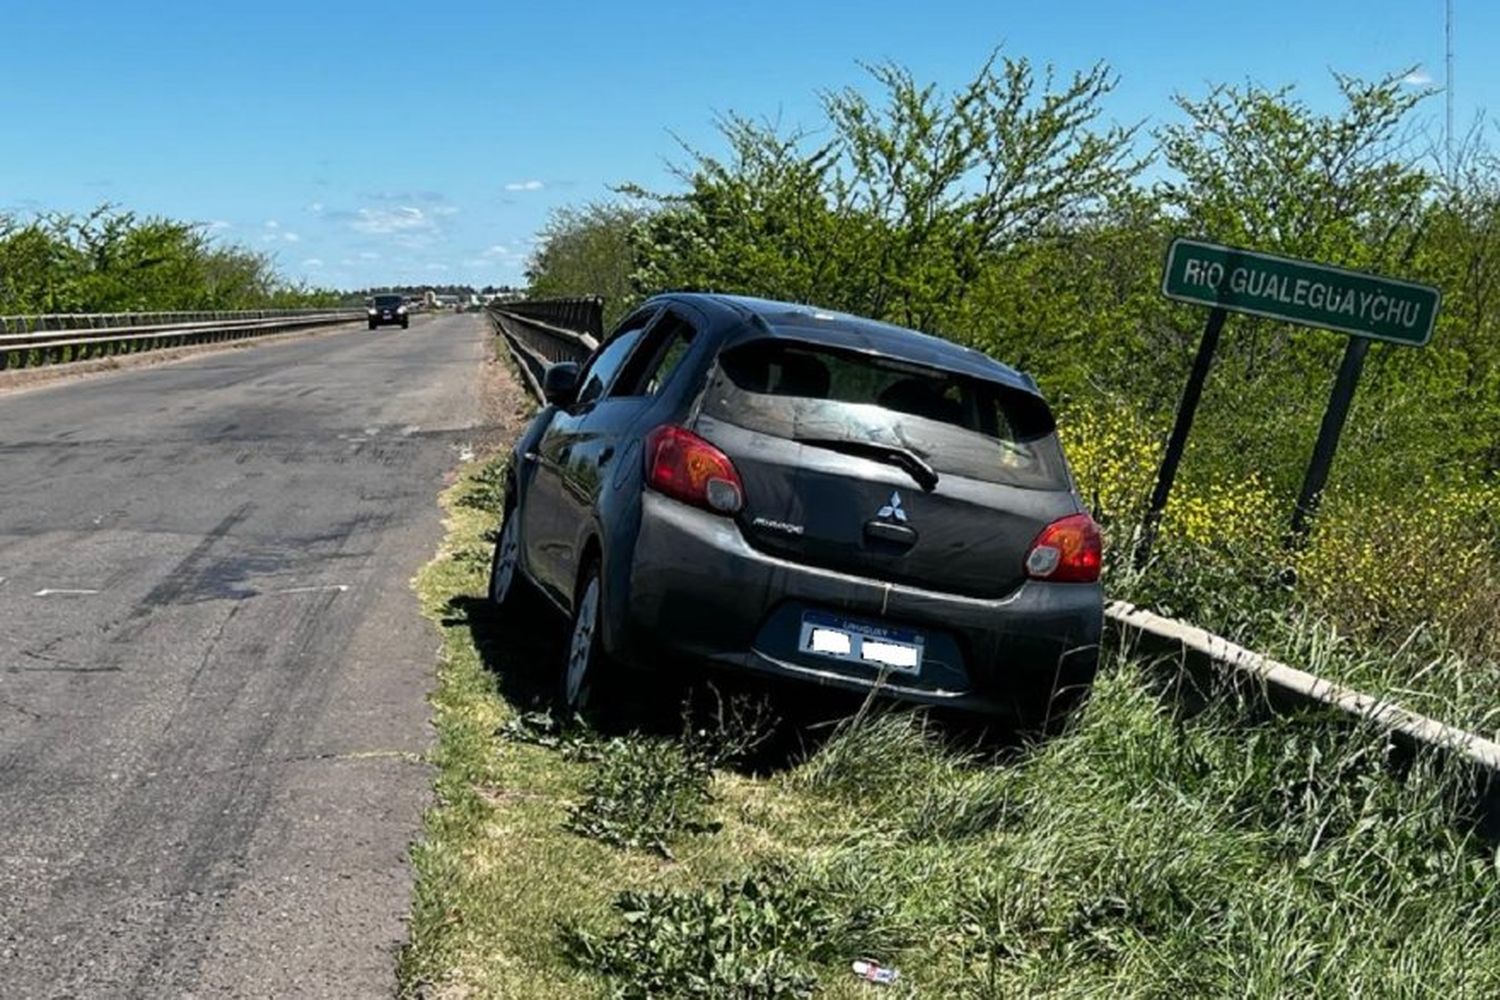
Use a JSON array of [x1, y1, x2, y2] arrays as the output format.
[[597, 446, 615, 466], [864, 519, 918, 550]]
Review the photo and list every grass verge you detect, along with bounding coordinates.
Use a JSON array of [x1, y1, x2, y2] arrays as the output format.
[[401, 453, 1500, 998]]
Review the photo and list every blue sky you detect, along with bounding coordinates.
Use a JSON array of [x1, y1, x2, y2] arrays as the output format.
[[3, 1, 1491, 291]]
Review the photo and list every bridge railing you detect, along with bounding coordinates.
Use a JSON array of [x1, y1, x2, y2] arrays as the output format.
[[491, 297, 603, 341], [0, 308, 354, 335], [486, 299, 600, 397], [0, 309, 365, 371]]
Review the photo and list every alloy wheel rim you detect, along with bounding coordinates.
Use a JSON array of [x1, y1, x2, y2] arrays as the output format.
[[564, 578, 599, 708]]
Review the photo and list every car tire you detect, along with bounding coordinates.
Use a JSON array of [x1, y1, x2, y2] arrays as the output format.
[[487, 512, 526, 613], [402, 319, 409, 329], [368, 321, 377, 330], [560, 563, 608, 715]]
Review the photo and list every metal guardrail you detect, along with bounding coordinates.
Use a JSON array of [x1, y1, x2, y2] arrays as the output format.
[[1108, 602, 1500, 770], [486, 301, 600, 397], [485, 296, 1500, 831], [1109, 601, 1500, 834], [0, 309, 364, 371], [0, 308, 349, 335], [493, 297, 604, 341]]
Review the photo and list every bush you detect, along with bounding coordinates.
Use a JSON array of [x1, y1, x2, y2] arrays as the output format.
[[563, 867, 898, 999], [0, 204, 336, 313], [566, 736, 720, 856]]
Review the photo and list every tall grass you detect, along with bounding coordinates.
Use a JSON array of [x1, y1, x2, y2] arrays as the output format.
[[576, 659, 1500, 996], [408, 454, 1500, 998]]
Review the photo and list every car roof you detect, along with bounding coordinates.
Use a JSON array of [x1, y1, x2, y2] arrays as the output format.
[[656, 293, 1039, 395]]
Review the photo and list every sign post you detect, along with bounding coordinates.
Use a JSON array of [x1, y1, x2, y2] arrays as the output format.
[[1134, 306, 1225, 569], [1136, 238, 1441, 565]]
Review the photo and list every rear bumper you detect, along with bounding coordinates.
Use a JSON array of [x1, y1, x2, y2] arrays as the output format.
[[618, 492, 1102, 717]]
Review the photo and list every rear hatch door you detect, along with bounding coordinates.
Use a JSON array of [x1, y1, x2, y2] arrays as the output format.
[[694, 338, 1080, 600]]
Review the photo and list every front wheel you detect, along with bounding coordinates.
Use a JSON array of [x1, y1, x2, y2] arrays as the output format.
[[560, 566, 606, 714], [368, 321, 377, 330], [401, 320, 409, 329], [487, 513, 523, 612]]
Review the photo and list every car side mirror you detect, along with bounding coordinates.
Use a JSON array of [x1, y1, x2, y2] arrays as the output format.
[[542, 362, 581, 407]]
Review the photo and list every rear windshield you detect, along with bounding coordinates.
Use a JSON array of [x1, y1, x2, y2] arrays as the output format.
[[702, 339, 1071, 490], [373, 295, 403, 307]]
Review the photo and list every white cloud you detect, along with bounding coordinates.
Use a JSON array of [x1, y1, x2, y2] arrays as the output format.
[[264, 219, 281, 230], [283, 232, 301, 243], [504, 180, 544, 192], [358, 251, 381, 260], [425, 262, 449, 271], [206, 219, 233, 233], [351, 206, 435, 234], [364, 189, 446, 203], [307, 201, 325, 213], [1402, 69, 1433, 86], [302, 258, 324, 268]]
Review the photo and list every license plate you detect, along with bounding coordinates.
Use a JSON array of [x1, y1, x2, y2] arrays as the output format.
[[797, 611, 924, 675]]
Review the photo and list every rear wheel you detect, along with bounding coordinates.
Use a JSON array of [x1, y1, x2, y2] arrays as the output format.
[[368, 321, 377, 330], [560, 566, 605, 713], [402, 319, 409, 329]]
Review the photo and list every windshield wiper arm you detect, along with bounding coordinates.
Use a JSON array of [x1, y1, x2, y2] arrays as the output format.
[[793, 436, 939, 491]]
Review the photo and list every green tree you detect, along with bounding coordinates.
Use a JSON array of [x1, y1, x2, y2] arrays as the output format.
[[629, 51, 1144, 334], [525, 202, 645, 327], [0, 204, 336, 315]]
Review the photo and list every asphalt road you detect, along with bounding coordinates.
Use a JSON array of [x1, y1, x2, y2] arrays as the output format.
[[0, 314, 488, 998]]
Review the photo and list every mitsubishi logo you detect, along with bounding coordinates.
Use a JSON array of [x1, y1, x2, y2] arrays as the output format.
[[876, 491, 908, 523]]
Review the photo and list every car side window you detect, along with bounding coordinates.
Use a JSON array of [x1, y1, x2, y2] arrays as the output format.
[[575, 326, 649, 407], [608, 312, 698, 399]]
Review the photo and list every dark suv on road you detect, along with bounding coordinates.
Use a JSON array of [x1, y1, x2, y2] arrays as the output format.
[[488, 294, 1103, 730], [367, 294, 409, 329]]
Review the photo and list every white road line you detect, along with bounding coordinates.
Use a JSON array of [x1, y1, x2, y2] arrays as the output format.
[[34, 588, 100, 597], [264, 584, 350, 596]]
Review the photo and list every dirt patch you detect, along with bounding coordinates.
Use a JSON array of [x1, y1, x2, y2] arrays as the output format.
[[452, 336, 538, 478], [0, 321, 366, 396]]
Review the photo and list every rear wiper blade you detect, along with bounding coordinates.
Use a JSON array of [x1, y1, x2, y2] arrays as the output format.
[[793, 436, 939, 491]]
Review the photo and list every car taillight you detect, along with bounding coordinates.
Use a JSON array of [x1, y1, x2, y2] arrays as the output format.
[[644, 425, 743, 515], [1024, 513, 1102, 583]]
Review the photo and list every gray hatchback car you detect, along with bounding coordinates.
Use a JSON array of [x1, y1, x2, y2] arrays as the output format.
[[489, 294, 1103, 730]]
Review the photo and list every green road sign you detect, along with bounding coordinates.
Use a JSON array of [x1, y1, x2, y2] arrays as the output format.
[[1161, 238, 1441, 347]]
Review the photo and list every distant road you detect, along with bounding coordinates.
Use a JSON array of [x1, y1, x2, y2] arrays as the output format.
[[0, 314, 487, 997]]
